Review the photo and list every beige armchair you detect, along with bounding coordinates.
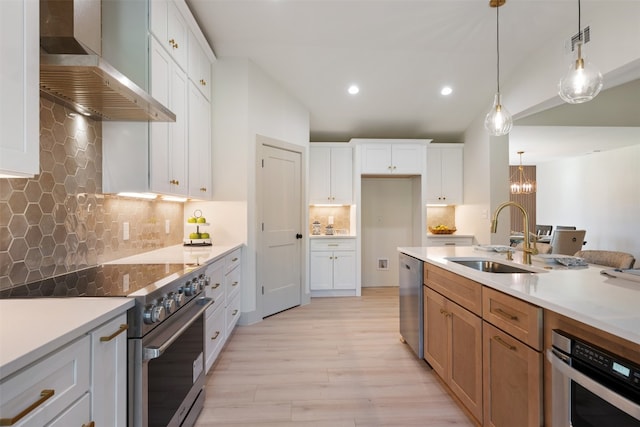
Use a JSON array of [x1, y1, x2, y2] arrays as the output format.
[[574, 250, 636, 269]]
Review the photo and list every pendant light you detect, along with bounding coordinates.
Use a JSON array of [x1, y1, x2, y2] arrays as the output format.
[[510, 151, 536, 194], [558, 0, 603, 104], [485, 0, 513, 136]]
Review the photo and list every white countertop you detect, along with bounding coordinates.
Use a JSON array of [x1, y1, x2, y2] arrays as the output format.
[[399, 246, 640, 345], [0, 298, 134, 379], [106, 243, 243, 265]]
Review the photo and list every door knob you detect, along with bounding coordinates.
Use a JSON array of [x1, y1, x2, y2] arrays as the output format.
[[296, 233, 303, 239]]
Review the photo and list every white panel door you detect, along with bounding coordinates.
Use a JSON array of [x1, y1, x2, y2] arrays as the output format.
[[260, 145, 302, 317]]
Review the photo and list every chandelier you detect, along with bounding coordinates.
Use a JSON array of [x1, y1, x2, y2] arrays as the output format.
[[510, 151, 536, 194]]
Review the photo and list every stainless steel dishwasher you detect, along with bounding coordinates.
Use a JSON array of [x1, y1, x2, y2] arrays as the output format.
[[399, 252, 423, 359]]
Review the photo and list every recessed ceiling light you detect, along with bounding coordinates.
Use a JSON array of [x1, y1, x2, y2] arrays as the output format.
[[441, 86, 453, 96], [348, 85, 360, 95]]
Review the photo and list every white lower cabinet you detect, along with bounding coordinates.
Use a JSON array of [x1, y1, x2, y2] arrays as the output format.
[[90, 314, 128, 427], [310, 238, 357, 296], [0, 311, 128, 427], [0, 336, 91, 426], [203, 247, 242, 373]]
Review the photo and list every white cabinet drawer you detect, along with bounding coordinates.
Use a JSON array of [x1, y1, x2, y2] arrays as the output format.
[[310, 238, 356, 251], [204, 304, 226, 373], [45, 392, 91, 427], [205, 259, 225, 311], [225, 291, 242, 337], [1, 336, 90, 426], [225, 265, 241, 302], [224, 248, 241, 274], [426, 236, 473, 247]]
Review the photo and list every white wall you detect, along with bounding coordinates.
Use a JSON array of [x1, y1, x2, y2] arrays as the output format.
[[537, 145, 640, 262], [208, 58, 310, 324], [361, 177, 416, 287]]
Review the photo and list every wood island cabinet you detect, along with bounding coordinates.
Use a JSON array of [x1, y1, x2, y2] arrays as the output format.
[[424, 265, 483, 422]]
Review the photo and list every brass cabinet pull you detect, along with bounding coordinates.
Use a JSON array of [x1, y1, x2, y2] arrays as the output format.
[[169, 179, 180, 185], [100, 324, 128, 342], [493, 335, 517, 351], [0, 389, 55, 425], [82, 422, 95, 427], [169, 38, 176, 47], [232, 281, 238, 287], [211, 331, 220, 340], [231, 257, 238, 262], [232, 309, 238, 316], [212, 283, 220, 289], [200, 79, 207, 86], [439, 308, 451, 317], [494, 307, 518, 321], [200, 187, 207, 192], [328, 244, 338, 247]]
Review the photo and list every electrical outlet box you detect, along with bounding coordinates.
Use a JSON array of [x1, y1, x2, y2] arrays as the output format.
[[123, 222, 129, 240], [165, 219, 170, 234]]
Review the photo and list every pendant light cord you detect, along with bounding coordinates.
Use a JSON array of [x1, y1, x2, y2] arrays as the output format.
[[577, 0, 582, 42], [496, 5, 500, 93]]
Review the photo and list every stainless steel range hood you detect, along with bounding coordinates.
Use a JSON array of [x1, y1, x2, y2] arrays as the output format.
[[39, 0, 175, 122]]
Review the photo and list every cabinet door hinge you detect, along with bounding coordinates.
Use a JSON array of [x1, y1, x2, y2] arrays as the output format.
[[262, 159, 264, 168], [262, 286, 264, 295], [262, 222, 264, 231]]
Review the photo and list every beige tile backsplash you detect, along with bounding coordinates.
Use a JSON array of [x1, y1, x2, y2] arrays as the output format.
[[0, 98, 183, 290], [426, 206, 456, 230], [309, 206, 351, 235]]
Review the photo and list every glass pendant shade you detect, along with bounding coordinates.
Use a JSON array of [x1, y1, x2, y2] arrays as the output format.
[[484, 93, 513, 136], [558, 41, 603, 104]]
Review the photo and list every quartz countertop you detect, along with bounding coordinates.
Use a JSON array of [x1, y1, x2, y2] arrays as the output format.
[[0, 298, 134, 379], [399, 246, 640, 345], [106, 243, 243, 265]]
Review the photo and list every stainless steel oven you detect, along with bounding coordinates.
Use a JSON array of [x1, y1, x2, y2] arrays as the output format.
[[548, 329, 640, 426]]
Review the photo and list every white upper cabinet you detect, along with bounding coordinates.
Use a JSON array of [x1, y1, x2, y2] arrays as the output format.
[[426, 145, 463, 205], [188, 81, 212, 199], [188, 30, 212, 100], [309, 145, 353, 204], [0, 0, 39, 178], [150, 0, 188, 70], [361, 143, 424, 175], [150, 37, 188, 196]]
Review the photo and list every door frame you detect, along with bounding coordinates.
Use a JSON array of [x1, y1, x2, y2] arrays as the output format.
[[255, 135, 309, 319]]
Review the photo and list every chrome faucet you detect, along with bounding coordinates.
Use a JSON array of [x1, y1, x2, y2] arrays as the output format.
[[490, 201, 538, 264]]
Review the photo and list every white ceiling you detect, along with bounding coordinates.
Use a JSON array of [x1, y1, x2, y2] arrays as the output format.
[[185, 0, 640, 165]]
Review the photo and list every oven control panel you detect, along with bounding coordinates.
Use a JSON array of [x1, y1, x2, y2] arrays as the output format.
[[574, 340, 640, 390]]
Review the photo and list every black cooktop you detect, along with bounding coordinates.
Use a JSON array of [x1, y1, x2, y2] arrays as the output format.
[[0, 263, 194, 298]]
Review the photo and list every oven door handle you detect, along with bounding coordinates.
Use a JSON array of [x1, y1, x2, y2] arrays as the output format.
[[547, 348, 640, 421], [144, 297, 213, 361]]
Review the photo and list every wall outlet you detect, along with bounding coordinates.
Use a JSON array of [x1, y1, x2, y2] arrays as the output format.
[[123, 222, 129, 240], [377, 258, 389, 270], [165, 219, 170, 234], [122, 274, 129, 292]]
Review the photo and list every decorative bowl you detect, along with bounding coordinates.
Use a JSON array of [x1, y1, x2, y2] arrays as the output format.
[[428, 227, 456, 235]]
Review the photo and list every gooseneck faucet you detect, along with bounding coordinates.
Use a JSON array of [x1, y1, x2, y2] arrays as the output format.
[[490, 201, 538, 264]]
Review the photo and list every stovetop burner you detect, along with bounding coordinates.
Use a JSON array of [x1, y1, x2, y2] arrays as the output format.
[[0, 263, 194, 298]]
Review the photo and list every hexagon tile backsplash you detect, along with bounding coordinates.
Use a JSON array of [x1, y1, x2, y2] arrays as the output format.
[[0, 98, 183, 290]]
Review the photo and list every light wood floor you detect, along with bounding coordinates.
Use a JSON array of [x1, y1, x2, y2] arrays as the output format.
[[195, 287, 474, 426]]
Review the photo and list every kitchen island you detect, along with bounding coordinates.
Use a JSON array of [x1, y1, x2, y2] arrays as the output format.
[[399, 245, 640, 345], [399, 245, 640, 427]]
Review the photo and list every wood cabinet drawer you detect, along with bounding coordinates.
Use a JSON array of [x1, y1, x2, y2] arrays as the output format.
[[0, 336, 90, 426], [310, 238, 356, 251], [224, 248, 241, 274], [424, 263, 482, 316], [483, 287, 542, 350]]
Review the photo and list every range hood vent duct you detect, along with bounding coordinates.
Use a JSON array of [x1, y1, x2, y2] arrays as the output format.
[[39, 0, 175, 122]]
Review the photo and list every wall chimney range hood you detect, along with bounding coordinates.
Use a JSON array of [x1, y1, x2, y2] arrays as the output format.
[[39, 0, 175, 122]]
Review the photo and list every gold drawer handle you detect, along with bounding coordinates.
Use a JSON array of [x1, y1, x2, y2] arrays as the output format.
[[200, 79, 207, 86], [0, 389, 55, 425], [493, 335, 516, 351], [494, 307, 518, 321], [211, 331, 220, 340], [82, 422, 95, 427], [200, 187, 207, 192], [169, 179, 180, 185], [232, 281, 238, 287], [232, 309, 238, 316], [439, 308, 451, 317], [212, 283, 220, 289], [231, 257, 238, 262], [100, 324, 128, 342]]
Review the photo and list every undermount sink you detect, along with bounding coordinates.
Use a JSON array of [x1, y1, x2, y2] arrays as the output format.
[[447, 258, 538, 274]]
